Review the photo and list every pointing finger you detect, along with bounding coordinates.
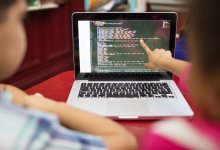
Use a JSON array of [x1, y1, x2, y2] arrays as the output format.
[[140, 39, 152, 55]]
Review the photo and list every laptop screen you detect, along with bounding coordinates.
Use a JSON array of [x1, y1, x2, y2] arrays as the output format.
[[78, 20, 171, 73]]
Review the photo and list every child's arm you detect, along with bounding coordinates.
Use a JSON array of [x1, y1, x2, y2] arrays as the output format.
[[0, 84, 137, 150], [23, 95, 137, 150], [140, 39, 190, 77], [0, 84, 28, 104]]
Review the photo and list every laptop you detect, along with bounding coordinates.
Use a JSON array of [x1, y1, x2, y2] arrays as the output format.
[[67, 12, 193, 120]]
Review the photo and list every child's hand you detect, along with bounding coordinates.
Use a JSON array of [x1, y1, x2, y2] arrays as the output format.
[[140, 39, 172, 70], [0, 84, 28, 105], [23, 94, 57, 113]]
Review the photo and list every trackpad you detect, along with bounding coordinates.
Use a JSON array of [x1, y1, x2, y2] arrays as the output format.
[[107, 100, 148, 116]]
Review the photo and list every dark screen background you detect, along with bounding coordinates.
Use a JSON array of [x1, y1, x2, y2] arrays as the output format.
[[90, 20, 170, 72]]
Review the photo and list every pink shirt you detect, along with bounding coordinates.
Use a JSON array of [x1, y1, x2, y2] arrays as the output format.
[[178, 64, 191, 96], [140, 65, 220, 150]]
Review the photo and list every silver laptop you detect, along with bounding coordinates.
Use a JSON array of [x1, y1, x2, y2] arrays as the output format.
[[67, 12, 193, 120]]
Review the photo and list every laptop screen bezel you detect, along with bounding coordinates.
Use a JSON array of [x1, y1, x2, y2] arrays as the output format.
[[72, 12, 177, 77]]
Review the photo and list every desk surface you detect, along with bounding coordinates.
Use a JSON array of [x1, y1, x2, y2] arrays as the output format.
[[26, 71, 194, 142]]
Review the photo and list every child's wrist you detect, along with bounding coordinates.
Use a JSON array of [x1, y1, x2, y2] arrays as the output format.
[[48, 101, 66, 115], [44, 99, 61, 114], [159, 57, 174, 70]]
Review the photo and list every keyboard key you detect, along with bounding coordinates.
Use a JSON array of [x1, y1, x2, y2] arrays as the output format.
[[155, 96, 161, 98], [161, 95, 167, 98]]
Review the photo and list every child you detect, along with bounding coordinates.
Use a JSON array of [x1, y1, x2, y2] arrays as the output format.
[[139, 0, 220, 149], [0, 0, 137, 149]]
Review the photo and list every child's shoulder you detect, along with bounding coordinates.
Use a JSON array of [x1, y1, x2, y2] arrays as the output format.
[[140, 118, 220, 150]]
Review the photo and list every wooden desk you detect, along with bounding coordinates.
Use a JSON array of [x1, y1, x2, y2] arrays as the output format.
[[26, 71, 194, 142]]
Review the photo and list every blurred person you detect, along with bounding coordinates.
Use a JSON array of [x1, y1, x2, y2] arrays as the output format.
[[0, 0, 137, 149], [139, 0, 220, 149]]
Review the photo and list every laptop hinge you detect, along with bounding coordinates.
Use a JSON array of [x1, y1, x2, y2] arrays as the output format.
[[88, 73, 161, 81]]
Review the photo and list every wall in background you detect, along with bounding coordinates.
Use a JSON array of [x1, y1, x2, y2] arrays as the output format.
[[3, 0, 187, 89], [3, 0, 84, 90], [147, 0, 189, 32]]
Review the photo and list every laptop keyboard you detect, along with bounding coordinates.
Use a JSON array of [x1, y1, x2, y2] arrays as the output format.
[[78, 82, 175, 98]]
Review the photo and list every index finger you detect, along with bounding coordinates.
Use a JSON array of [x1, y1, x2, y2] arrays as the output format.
[[140, 39, 152, 55]]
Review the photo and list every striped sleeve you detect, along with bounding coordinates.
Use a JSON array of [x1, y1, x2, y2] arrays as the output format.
[[0, 100, 106, 150], [44, 125, 106, 150], [22, 108, 107, 150]]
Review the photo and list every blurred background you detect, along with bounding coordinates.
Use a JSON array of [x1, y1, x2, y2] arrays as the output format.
[[4, 0, 189, 89]]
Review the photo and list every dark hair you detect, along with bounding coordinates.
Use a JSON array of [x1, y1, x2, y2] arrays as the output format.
[[0, 0, 17, 22], [188, 0, 220, 73]]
